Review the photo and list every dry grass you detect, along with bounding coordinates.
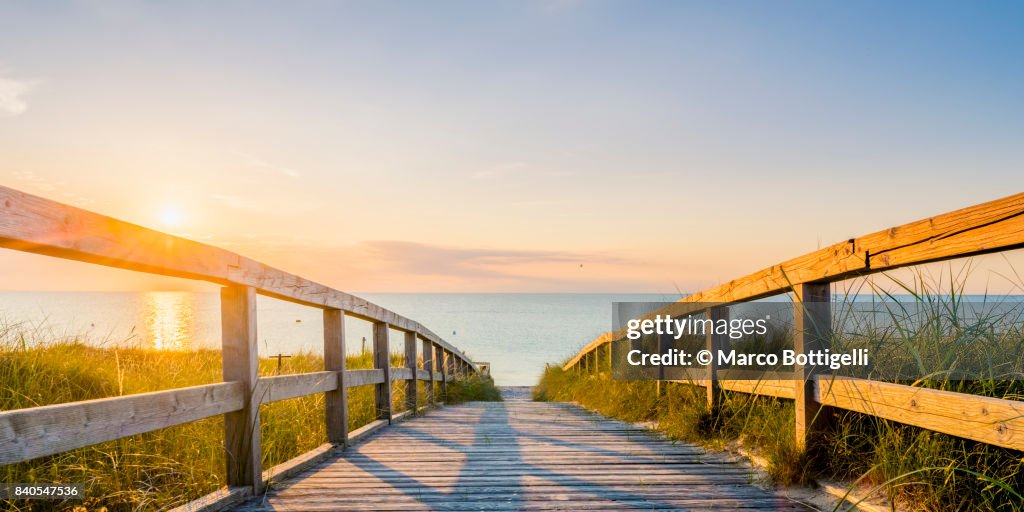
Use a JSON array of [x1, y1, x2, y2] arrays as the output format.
[[536, 270, 1024, 511], [0, 331, 486, 511]]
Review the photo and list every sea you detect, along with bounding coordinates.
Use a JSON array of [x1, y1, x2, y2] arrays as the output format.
[[4, 291, 1020, 386], [0, 292, 676, 386]]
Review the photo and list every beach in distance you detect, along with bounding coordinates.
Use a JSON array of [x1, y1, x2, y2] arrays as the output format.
[[0, 291, 675, 386]]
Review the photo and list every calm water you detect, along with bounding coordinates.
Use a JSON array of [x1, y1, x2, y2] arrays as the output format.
[[0, 292, 674, 385]]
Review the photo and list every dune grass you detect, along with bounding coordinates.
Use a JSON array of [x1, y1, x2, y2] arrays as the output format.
[[0, 329, 495, 512], [535, 271, 1024, 511], [444, 372, 503, 404]]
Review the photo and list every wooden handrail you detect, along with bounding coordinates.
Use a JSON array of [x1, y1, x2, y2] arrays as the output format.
[[0, 365, 463, 466], [0, 184, 482, 497], [565, 192, 1024, 369], [0, 185, 473, 364], [0, 382, 246, 464], [564, 191, 1024, 452]]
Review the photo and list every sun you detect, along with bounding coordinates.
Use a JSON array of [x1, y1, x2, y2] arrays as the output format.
[[158, 207, 184, 228]]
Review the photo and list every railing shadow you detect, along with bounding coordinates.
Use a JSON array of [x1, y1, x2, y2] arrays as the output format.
[[261, 400, 788, 510]]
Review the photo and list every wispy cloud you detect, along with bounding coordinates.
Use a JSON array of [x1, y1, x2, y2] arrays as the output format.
[[0, 72, 37, 118], [197, 235, 656, 291], [359, 240, 620, 279]]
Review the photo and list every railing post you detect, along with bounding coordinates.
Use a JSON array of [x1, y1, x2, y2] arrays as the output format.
[[706, 306, 728, 412], [324, 308, 347, 446], [373, 322, 392, 423], [422, 338, 434, 405], [404, 332, 417, 413], [607, 342, 612, 374], [220, 285, 262, 495], [437, 345, 447, 402], [794, 282, 831, 452]]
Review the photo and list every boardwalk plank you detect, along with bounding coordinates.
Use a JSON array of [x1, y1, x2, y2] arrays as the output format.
[[231, 395, 810, 511]]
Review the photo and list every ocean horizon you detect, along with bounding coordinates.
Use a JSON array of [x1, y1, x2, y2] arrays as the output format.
[[4, 290, 1021, 386], [0, 291, 680, 385]]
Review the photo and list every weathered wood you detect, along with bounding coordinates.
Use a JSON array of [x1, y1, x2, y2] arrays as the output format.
[[348, 419, 388, 446], [183, 405, 437, 512], [389, 367, 414, 381], [422, 338, 434, 404], [706, 306, 728, 411], [684, 193, 1024, 304], [669, 372, 796, 399], [405, 332, 417, 412], [323, 308, 347, 445], [0, 382, 243, 465], [373, 322, 392, 422], [391, 409, 414, 423], [816, 377, 1024, 451], [169, 486, 252, 512], [562, 333, 613, 371], [230, 399, 808, 511], [436, 345, 448, 400], [262, 443, 335, 486], [221, 285, 262, 495], [345, 369, 386, 388], [564, 191, 1024, 370], [253, 371, 338, 404], [720, 379, 795, 399], [793, 282, 831, 452], [0, 185, 476, 369]]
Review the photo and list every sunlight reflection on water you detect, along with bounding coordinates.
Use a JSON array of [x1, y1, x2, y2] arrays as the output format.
[[0, 291, 672, 384], [143, 291, 197, 351]]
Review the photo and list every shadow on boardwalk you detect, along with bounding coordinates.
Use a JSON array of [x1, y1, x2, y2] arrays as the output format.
[[232, 389, 809, 511]]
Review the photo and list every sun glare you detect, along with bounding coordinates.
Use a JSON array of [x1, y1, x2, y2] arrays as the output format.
[[158, 207, 184, 228]]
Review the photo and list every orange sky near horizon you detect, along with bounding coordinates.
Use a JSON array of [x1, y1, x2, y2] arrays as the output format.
[[1, 184, 1023, 297], [1, 2, 1022, 295]]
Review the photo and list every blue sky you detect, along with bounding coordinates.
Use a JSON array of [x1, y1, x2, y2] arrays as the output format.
[[0, 1, 1022, 292]]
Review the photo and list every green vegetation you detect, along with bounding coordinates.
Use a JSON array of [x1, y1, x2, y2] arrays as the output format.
[[536, 271, 1024, 511], [444, 372, 502, 404], [0, 327, 487, 512]]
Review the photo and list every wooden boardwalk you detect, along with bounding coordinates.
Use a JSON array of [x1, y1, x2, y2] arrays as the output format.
[[232, 392, 809, 511]]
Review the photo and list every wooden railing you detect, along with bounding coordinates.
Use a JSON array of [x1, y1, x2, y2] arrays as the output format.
[[0, 185, 479, 502], [564, 192, 1024, 452]]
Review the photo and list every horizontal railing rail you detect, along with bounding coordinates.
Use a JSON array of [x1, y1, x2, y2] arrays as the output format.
[[0, 186, 468, 358], [564, 191, 1024, 452], [0, 185, 480, 501]]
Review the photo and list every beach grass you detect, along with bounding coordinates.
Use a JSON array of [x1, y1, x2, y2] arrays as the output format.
[[444, 372, 503, 404], [535, 272, 1024, 511], [0, 332, 498, 511]]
